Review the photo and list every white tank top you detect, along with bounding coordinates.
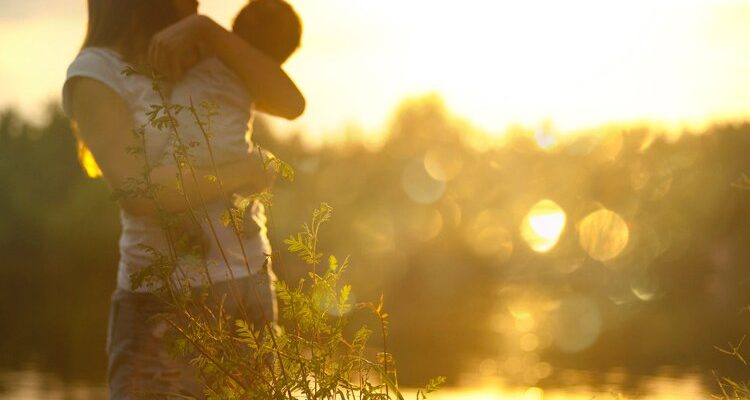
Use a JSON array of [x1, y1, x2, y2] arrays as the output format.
[[62, 47, 271, 292]]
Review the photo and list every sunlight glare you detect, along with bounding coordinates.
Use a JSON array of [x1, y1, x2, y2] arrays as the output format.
[[524, 387, 544, 400], [4, 0, 750, 142], [78, 142, 102, 178], [521, 200, 566, 253], [316, 286, 355, 317], [534, 124, 556, 151], [276, 0, 750, 141]]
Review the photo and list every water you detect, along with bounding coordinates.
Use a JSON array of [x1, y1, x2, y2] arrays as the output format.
[[0, 369, 710, 400], [0, 370, 106, 400]]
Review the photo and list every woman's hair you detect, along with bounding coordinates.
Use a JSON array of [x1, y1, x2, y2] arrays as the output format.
[[82, 0, 180, 63], [76, 0, 180, 177]]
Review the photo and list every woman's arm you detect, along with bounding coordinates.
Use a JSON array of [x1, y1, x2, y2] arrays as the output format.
[[148, 15, 305, 119], [68, 77, 270, 217]]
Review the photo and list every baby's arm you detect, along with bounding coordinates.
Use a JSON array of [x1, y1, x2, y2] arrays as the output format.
[[254, 99, 300, 119], [147, 14, 304, 119]]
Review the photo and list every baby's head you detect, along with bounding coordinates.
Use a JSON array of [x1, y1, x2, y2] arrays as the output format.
[[232, 0, 302, 64]]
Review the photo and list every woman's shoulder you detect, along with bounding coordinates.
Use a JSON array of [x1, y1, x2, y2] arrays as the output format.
[[62, 47, 132, 117], [66, 47, 128, 80]]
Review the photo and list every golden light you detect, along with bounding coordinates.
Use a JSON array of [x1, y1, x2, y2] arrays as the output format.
[[401, 160, 445, 204], [631, 269, 659, 301], [77, 142, 102, 178], [423, 146, 463, 181], [3, 1, 750, 143], [405, 208, 444, 242], [521, 200, 567, 253], [524, 387, 544, 400], [534, 362, 553, 380], [534, 123, 557, 151], [353, 210, 396, 254], [514, 315, 536, 334], [520, 333, 540, 352], [473, 227, 514, 262], [550, 295, 602, 353], [578, 209, 630, 262], [275, 0, 750, 141], [317, 286, 355, 317], [594, 131, 624, 162], [467, 210, 514, 262]]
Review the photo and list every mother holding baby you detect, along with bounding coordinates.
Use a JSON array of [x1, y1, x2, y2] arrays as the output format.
[[62, 0, 303, 398]]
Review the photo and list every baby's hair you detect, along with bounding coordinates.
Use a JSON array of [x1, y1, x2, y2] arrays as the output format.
[[232, 0, 302, 64]]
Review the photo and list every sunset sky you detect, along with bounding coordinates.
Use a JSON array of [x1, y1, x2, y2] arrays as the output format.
[[2, 0, 750, 143]]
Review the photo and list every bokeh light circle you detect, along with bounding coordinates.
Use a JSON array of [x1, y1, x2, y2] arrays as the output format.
[[401, 160, 446, 204], [405, 207, 444, 242], [423, 147, 463, 181], [578, 209, 630, 262], [521, 199, 567, 253], [550, 296, 602, 353], [630, 268, 659, 301]]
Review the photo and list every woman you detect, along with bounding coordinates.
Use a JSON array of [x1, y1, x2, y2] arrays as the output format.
[[62, 0, 303, 398]]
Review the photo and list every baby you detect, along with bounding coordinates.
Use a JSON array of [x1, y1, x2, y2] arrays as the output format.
[[165, 0, 302, 278]]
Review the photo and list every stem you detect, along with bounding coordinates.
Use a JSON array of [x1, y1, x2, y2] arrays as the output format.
[[153, 82, 293, 395], [187, 98, 255, 277], [185, 98, 297, 399], [135, 125, 192, 289], [153, 85, 252, 323], [381, 314, 389, 399], [164, 317, 248, 393]]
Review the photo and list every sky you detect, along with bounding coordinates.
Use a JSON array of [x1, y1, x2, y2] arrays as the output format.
[[1, 0, 750, 143]]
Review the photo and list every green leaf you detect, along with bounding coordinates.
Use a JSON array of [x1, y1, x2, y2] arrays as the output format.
[[329, 255, 338, 272], [424, 376, 447, 394], [220, 210, 232, 228], [339, 284, 352, 312]]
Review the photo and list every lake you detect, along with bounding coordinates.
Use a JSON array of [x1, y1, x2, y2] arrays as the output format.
[[0, 368, 711, 399]]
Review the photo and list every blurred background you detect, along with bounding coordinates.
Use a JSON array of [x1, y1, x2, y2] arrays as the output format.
[[3, 0, 750, 398]]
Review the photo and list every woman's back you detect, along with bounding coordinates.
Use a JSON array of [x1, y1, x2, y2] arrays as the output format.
[[63, 47, 269, 292]]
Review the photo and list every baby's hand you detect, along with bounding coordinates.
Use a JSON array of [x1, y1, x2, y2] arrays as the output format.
[[148, 14, 211, 81]]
